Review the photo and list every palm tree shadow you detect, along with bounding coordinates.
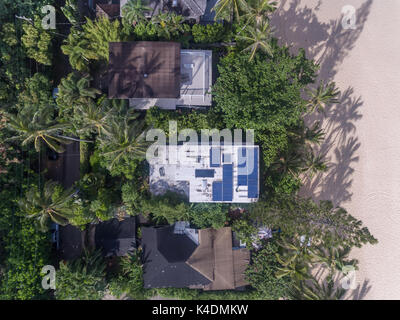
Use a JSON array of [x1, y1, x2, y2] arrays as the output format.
[[270, 0, 372, 207], [347, 279, 372, 300], [271, 0, 372, 82], [302, 88, 363, 204], [332, 272, 372, 300]]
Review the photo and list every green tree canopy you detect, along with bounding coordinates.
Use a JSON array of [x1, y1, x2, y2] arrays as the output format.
[[18, 180, 77, 231], [245, 239, 294, 299], [122, 0, 151, 26], [55, 250, 107, 300], [212, 45, 318, 168], [249, 195, 378, 248], [5, 105, 73, 153], [21, 16, 53, 65], [17, 73, 54, 109]]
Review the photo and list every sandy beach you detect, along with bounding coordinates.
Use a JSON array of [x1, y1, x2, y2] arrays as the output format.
[[271, 0, 400, 299]]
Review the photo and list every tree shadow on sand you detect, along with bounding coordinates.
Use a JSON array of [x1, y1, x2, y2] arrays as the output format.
[[302, 87, 363, 204], [270, 0, 372, 207], [270, 1, 374, 299], [312, 264, 372, 300], [271, 0, 372, 81]]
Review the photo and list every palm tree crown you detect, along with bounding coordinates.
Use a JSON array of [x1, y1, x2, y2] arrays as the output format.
[[242, 0, 278, 27], [98, 113, 149, 170], [19, 180, 77, 231], [237, 21, 274, 61], [306, 80, 340, 114], [6, 106, 72, 153], [122, 0, 151, 25], [213, 0, 247, 22], [151, 12, 185, 40], [57, 73, 101, 108]]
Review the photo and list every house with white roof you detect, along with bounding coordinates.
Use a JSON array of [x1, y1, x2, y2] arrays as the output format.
[[149, 144, 259, 203]]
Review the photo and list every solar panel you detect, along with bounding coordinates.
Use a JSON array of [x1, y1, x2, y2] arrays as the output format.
[[238, 175, 247, 186], [247, 148, 259, 198], [210, 147, 221, 167], [222, 164, 233, 201], [212, 181, 223, 201], [195, 169, 215, 178]]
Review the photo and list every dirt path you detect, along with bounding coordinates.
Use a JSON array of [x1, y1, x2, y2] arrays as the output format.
[[271, 0, 400, 299]]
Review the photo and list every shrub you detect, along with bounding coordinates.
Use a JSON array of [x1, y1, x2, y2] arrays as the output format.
[[132, 21, 158, 40], [108, 251, 147, 299], [231, 218, 258, 247], [121, 182, 142, 216], [89, 189, 115, 221], [55, 250, 107, 300], [0, 209, 51, 300], [21, 16, 53, 65], [245, 240, 294, 299], [69, 199, 93, 228], [192, 23, 228, 43], [145, 106, 224, 134], [17, 73, 54, 109], [141, 191, 189, 224], [188, 203, 228, 229]]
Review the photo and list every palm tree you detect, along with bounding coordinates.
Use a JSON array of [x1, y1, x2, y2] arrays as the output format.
[[302, 148, 328, 178], [242, 0, 278, 27], [304, 122, 325, 146], [275, 237, 313, 281], [121, 0, 151, 25], [151, 12, 185, 40], [213, 0, 247, 22], [61, 0, 80, 26], [310, 246, 358, 273], [289, 277, 346, 300], [55, 249, 107, 300], [288, 121, 325, 147], [75, 98, 115, 136], [237, 22, 273, 61], [18, 180, 77, 231], [61, 30, 98, 72], [270, 150, 303, 177], [98, 114, 149, 170], [5, 106, 77, 153], [306, 80, 340, 114], [57, 73, 101, 108]]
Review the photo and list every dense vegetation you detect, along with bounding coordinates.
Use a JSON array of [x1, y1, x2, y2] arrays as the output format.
[[0, 0, 377, 300]]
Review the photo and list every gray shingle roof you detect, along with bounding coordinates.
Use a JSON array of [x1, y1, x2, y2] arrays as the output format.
[[95, 217, 137, 257], [141, 226, 211, 288]]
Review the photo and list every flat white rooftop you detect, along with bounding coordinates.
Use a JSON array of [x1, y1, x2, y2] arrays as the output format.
[[130, 50, 212, 110], [149, 145, 259, 203]]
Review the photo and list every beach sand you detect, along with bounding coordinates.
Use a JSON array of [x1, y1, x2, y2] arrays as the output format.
[[271, 0, 400, 299]]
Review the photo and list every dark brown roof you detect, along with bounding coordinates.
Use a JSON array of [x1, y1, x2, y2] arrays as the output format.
[[96, 3, 120, 18], [108, 41, 181, 99]]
